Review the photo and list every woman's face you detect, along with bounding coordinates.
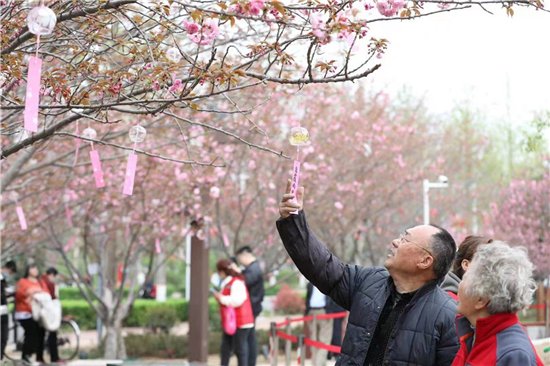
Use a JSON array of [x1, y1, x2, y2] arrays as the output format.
[[28, 266, 39, 278], [456, 272, 486, 320], [218, 270, 227, 280]]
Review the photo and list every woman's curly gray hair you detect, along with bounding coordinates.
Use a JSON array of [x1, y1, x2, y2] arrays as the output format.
[[464, 241, 537, 314]]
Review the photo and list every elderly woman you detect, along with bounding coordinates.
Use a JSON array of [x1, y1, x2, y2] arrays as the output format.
[[452, 242, 544, 366]]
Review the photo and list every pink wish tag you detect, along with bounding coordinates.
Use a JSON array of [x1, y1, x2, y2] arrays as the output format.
[[63, 236, 76, 252], [122, 153, 138, 195], [90, 150, 105, 188], [16, 206, 27, 230], [155, 238, 161, 254], [290, 160, 301, 215], [24, 56, 43, 133], [73, 138, 81, 167], [65, 204, 73, 226]]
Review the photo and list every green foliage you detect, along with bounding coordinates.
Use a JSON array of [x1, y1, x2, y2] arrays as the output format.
[[143, 305, 178, 334], [264, 284, 281, 296], [524, 111, 550, 152], [58, 287, 131, 300], [122, 326, 304, 359], [61, 298, 221, 330], [61, 300, 98, 330]]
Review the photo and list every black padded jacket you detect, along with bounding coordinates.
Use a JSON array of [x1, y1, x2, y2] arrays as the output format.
[[276, 211, 459, 366]]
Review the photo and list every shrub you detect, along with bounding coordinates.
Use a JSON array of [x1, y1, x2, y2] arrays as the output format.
[[61, 298, 212, 330], [121, 327, 303, 359], [144, 305, 178, 334], [273, 284, 305, 315]]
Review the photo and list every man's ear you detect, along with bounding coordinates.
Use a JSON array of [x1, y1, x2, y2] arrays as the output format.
[[417, 255, 434, 270]]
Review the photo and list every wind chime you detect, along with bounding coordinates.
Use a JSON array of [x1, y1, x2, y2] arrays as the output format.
[[24, 4, 56, 132]]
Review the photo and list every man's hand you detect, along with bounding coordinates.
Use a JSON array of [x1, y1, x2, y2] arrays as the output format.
[[279, 179, 305, 219]]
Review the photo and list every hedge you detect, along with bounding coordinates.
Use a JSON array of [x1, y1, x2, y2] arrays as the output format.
[[58, 286, 185, 301], [120, 327, 303, 359], [62, 298, 219, 330]]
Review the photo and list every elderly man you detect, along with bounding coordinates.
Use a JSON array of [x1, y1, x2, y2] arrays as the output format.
[[277, 181, 459, 366], [453, 242, 544, 366]]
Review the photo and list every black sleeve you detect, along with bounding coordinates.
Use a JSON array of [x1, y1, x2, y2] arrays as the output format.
[[276, 210, 376, 311]]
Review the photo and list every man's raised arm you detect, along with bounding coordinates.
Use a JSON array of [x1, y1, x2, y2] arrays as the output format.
[[276, 180, 364, 311]]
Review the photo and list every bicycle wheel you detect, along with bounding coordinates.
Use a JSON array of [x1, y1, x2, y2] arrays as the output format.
[[3, 324, 23, 362], [56, 318, 80, 361]]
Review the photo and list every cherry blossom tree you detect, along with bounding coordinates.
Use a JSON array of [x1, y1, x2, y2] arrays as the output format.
[[1, 0, 547, 181], [490, 174, 550, 277]]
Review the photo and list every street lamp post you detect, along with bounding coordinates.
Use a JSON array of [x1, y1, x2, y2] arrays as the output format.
[[423, 175, 449, 225]]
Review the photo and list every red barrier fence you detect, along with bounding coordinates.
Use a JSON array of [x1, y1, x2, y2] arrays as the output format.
[[270, 312, 347, 366], [270, 302, 549, 366]]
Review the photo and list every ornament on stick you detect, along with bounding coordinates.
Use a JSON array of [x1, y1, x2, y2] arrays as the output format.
[[287, 127, 310, 215]]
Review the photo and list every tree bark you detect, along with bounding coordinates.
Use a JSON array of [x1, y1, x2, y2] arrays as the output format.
[[103, 322, 127, 360]]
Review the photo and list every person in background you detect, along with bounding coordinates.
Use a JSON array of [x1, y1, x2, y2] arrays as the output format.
[[213, 259, 255, 366], [441, 236, 493, 300], [305, 282, 331, 366], [1, 260, 17, 360], [452, 241, 544, 366], [326, 296, 346, 362], [39, 267, 60, 363], [15, 264, 46, 364], [233, 246, 265, 366]]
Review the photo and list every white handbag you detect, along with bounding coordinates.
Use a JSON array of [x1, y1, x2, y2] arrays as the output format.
[[31, 293, 62, 331]]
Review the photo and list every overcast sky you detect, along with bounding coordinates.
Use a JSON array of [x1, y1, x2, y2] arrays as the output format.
[[361, 6, 550, 129]]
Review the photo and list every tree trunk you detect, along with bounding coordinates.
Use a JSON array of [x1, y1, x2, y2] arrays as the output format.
[[103, 322, 127, 360]]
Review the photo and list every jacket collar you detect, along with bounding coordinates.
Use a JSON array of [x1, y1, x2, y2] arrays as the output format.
[[387, 276, 440, 306], [456, 312, 519, 340]]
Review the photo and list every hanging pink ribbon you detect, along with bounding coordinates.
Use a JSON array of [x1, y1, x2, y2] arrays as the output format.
[[73, 123, 81, 167], [122, 153, 138, 195], [222, 232, 230, 247], [90, 149, 105, 188], [16, 206, 28, 230], [24, 57, 42, 133], [155, 238, 162, 254], [65, 204, 73, 226], [63, 236, 76, 252]]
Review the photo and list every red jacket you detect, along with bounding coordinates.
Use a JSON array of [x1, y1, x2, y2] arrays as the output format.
[[220, 277, 254, 328], [452, 313, 544, 366], [39, 274, 57, 300]]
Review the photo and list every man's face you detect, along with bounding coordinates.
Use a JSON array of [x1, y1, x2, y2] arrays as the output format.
[[384, 225, 438, 275], [236, 253, 246, 266]]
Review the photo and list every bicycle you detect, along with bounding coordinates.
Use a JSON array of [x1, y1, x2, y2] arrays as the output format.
[[4, 314, 80, 363]]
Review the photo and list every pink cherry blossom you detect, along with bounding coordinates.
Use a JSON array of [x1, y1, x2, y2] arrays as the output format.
[[209, 186, 220, 199], [334, 202, 344, 210], [311, 14, 327, 39], [183, 20, 200, 35], [249, 0, 265, 16], [168, 79, 182, 92]]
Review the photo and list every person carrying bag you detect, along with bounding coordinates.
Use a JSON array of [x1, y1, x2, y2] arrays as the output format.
[[213, 259, 255, 366]]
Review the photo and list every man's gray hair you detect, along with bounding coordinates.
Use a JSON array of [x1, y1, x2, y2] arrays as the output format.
[[464, 241, 537, 314]]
